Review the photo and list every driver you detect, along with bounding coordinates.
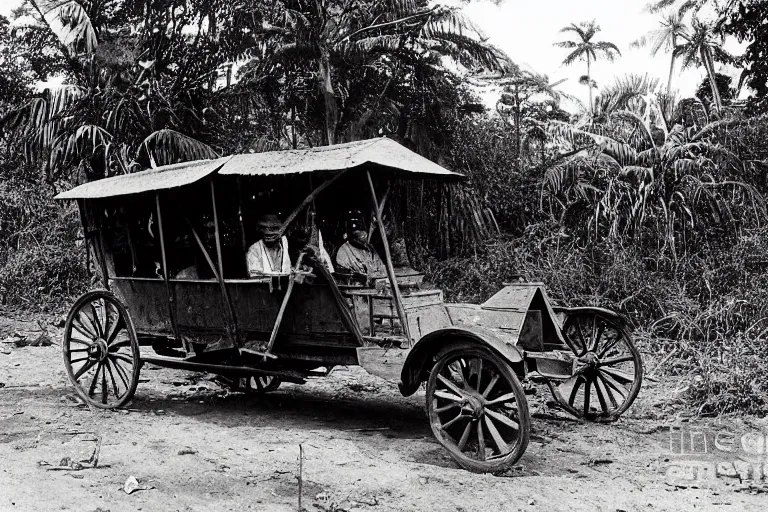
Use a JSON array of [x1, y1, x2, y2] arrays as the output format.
[[246, 213, 291, 276], [335, 210, 385, 276]]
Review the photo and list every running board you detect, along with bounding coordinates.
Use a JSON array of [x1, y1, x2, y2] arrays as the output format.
[[524, 353, 574, 380], [141, 355, 306, 384]]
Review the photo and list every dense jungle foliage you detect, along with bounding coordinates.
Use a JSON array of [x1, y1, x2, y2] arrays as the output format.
[[1, 0, 767, 416]]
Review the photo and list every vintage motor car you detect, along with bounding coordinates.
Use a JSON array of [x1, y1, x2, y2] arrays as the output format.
[[55, 137, 643, 473]]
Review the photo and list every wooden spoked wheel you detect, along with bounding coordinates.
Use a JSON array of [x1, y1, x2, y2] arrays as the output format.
[[62, 290, 140, 409], [239, 375, 281, 393], [426, 346, 530, 473], [550, 310, 643, 421]]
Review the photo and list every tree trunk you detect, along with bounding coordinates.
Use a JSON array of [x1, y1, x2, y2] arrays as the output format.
[[587, 54, 593, 116], [702, 47, 722, 113], [667, 36, 676, 94], [514, 86, 521, 172], [318, 48, 338, 145]]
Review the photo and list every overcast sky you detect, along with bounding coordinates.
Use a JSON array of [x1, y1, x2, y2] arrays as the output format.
[[3, 0, 743, 109], [458, 0, 743, 109]]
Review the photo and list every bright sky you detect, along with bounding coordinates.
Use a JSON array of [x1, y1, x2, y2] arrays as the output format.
[[458, 0, 743, 110], [2, 0, 743, 108]]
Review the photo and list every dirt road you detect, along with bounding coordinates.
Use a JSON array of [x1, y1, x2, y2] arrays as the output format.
[[1, 314, 766, 511]]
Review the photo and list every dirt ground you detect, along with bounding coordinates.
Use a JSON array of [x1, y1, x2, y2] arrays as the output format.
[[1, 312, 767, 512]]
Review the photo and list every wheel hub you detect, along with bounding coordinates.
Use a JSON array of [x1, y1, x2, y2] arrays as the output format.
[[579, 351, 599, 371], [461, 394, 485, 420], [88, 338, 109, 362]]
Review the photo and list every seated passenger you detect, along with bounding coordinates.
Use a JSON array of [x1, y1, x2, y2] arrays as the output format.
[[174, 265, 199, 279], [335, 211, 385, 276], [246, 213, 291, 277]]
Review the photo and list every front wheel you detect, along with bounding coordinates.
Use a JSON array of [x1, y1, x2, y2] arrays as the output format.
[[62, 290, 140, 409], [426, 346, 530, 473], [549, 310, 643, 421]]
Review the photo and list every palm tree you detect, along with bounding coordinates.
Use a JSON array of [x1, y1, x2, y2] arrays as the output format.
[[554, 20, 621, 116], [4, 0, 255, 181], [246, 1, 508, 145], [495, 70, 566, 170], [673, 18, 733, 114], [631, 12, 687, 94]]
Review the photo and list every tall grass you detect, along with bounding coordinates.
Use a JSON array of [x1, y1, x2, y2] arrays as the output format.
[[424, 223, 768, 416]]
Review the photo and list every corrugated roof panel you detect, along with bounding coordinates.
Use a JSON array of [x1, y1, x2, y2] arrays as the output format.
[[218, 138, 462, 178], [55, 157, 231, 200]]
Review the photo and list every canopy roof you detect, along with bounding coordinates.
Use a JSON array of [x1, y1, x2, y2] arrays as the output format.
[[55, 157, 230, 200], [55, 138, 462, 200]]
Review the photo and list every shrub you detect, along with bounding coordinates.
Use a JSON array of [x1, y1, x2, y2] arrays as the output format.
[[423, 224, 768, 416], [0, 174, 88, 311]]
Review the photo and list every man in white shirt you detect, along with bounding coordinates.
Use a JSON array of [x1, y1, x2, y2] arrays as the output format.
[[246, 214, 291, 277]]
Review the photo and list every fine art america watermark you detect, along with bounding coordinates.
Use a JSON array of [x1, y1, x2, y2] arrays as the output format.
[[665, 422, 768, 488]]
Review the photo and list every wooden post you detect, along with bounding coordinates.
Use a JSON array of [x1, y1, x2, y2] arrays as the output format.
[[209, 180, 239, 343], [210, 181, 225, 279], [96, 225, 111, 291], [81, 200, 111, 291], [77, 200, 92, 282], [155, 193, 182, 346], [236, 176, 248, 251], [265, 253, 305, 355], [366, 171, 411, 344], [367, 184, 390, 243], [298, 444, 303, 512], [187, 220, 238, 346]]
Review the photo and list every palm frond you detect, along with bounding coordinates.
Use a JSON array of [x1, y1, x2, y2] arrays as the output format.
[[593, 41, 621, 59], [137, 129, 219, 168], [337, 34, 404, 60], [38, 0, 98, 55], [561, 47, 585, 66], [553, 40, 579, 49]]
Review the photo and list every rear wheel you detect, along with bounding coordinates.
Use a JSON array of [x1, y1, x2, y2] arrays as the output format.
[[238, 375, 282, 393], [62, 290, 140, 409], [426, 346, 530, 473]]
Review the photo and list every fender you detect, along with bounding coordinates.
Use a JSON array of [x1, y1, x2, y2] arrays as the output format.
[[398, 326, 524, 397], [555, 306, 634, 332]]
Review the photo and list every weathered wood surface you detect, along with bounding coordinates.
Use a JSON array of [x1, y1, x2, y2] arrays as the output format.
[[356, 347, 409, 383], [111, 278, 352, 339]]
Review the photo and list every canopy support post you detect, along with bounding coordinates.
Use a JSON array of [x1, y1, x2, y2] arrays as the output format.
[[186, 220, 238, 348], [209, 180, 239, 344], [236, 177, 248, 251], [155, 193, 182, 349], [366, 171, 411, 345], [367, 184, 391, 243], [77, 200, 92, 286], [80, 200, 111, 291], [96, 226, 111, 291], [210, 181, 225, 279]]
